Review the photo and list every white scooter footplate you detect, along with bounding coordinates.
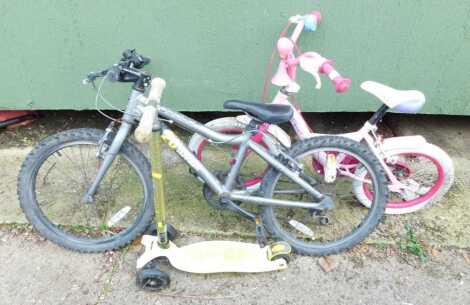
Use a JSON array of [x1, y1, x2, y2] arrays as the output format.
[[136, 235, 287, 273]]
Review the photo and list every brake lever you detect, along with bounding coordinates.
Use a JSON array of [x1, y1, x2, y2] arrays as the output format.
[[313, 71, 322, 90], [82, 66, 115, 87], [82, 76, 95, 88]]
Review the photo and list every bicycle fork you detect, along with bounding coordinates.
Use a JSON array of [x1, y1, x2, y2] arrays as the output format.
[[82, 122, 132, 203]]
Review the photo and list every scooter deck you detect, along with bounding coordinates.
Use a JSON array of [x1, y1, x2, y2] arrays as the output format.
[[137, 235, 287, 273]]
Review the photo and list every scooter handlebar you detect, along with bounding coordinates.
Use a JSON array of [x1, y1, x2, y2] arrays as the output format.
[[148, 78, 167, 103], [134, 77, 166, 143]]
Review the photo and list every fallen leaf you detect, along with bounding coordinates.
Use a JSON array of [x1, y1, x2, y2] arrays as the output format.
[[463, 252, 470, 265], [429, 247, 439, 258], [318, 256, 339, 272]]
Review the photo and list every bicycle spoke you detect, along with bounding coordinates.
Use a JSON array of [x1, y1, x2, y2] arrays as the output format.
[[34, 141, 147, 239]]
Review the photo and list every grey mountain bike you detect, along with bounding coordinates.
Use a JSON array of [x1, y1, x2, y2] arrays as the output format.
[[18, 50, 388, 255]]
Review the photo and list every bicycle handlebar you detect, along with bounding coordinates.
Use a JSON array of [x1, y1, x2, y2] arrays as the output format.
[[83, 49, 151, 85], [273, 11, 351, 94]]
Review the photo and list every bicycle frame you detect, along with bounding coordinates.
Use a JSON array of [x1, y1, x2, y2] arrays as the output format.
[[83, 90, 334, 211]]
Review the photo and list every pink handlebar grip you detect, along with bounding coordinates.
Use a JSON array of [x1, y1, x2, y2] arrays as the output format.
[[332, 76, 352, 93], [319, 61, 351, 93]]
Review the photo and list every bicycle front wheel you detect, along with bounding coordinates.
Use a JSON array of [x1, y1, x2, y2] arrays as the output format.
[[261, 136, 388, 256], [17, 128, 154, 252]]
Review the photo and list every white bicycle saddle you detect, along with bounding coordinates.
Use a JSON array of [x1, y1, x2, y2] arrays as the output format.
[[361, 81, 426, 113]]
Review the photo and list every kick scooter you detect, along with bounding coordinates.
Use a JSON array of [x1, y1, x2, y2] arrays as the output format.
[[135, 79, 290, 290]]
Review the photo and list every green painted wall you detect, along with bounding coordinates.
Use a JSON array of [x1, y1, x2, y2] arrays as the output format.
[[1, 1, 469, 114]]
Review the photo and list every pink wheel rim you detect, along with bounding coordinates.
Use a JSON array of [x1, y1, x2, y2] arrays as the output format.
[[363, 152, 446, 209], [196, 128, 268, 187]]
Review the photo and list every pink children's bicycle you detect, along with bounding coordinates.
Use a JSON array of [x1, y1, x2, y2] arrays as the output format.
[[189, 11, 454, 215]]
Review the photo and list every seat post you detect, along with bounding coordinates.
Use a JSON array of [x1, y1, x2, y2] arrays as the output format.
[[368, 104, 390, 125]]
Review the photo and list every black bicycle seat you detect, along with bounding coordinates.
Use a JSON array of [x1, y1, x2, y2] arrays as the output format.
[[224, 100, 293, 124]]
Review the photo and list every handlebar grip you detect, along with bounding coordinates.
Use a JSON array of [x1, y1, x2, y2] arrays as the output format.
[[303, 11, 322, 32], [140, 55, 151, 66], [319, 61, 351, 93], [148, 78, 167, 103]]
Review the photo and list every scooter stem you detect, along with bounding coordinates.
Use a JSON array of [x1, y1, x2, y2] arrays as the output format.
[[150, 130, 169, 247]]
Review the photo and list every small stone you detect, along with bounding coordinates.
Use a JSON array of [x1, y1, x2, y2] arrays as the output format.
[[318, 256, 339, 273]]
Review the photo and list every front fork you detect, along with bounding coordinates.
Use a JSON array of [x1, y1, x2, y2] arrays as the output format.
[[364, 132, 409, 193], [82, 119, 170, 245], [82, 122, 133, 203]]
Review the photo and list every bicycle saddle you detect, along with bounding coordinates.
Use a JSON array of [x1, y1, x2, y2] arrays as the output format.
[[224, 100, 293, 124], [361, 81, 426, 113]]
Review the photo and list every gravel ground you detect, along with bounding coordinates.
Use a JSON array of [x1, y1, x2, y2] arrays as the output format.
[[0, 228, 469, 305]]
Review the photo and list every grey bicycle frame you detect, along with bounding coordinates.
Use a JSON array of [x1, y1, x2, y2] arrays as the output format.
[[84, 90, 332, 210]]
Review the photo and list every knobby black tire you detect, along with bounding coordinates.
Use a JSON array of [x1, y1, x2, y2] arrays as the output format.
[[260, 136, 388, 256], [17, 128, 154, 252]]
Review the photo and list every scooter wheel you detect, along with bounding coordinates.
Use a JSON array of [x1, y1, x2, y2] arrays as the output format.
[[267, 241, 292, 263], [136, 268, 170, 291], [166, 223, 178, 241]]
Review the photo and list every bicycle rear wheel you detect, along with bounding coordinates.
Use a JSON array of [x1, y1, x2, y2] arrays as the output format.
[[17, 128, 154, 252], [261, 136, 388, 256]]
